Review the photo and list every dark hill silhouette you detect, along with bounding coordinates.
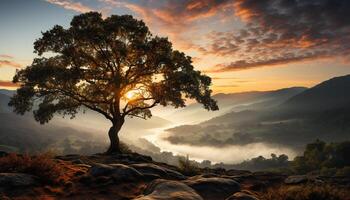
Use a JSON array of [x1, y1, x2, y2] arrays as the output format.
[[280, 74, 350, 114], [164, 87, 307, 124]]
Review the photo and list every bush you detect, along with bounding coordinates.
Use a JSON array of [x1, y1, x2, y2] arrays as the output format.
[[178, 155, 199, 176], [261, 185, 349, 200], [335, 166, 350, 177], [119, 141, 133, 154], [0, 153, 64, 184]]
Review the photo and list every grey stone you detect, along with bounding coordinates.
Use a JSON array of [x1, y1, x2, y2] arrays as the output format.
[[284, 175, 308, 184], [184, 177, 241, 200], [226, 192, 259, 200], [131, 163, 186, 180], [0, 173, 37, 187], [134, 179, 203, 200]]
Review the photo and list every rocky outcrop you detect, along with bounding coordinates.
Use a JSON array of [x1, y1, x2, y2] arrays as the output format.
[[284, 175, 308, 184], [131, 163, 186, 180], [0, 173, 37, 187], [226, 192, 259, 200], [89, 163, 143, 182], [184, 177, 241, 200], [134, 179, 203, 200]]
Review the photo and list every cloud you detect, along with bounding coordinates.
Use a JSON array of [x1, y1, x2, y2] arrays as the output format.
[[204, 0, 350, 72], [0, 60, 21, 68], [45, 0, 93, 13], [100, 0, 235, 49], [0, 55, 13, 59], [0, 80, 18, 88], [209, 53, 327, 72]]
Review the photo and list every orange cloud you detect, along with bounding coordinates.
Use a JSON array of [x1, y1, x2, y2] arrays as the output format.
[[0, 55, 13, 59], [0, 60, 21, 68], [203, 0, 350, 72], [100, 0, 235, 50], [45, 0, 93, 13], [0, 80, 18, 88]]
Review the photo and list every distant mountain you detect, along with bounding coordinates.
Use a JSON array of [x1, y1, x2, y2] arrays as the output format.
[[0, 89, 172, 153], [0, 93, 11, 113], [164, 75, 350, 151], [160, 87, 307, 124], [0, 89, 15, 97], [280, 75, 350, 114]]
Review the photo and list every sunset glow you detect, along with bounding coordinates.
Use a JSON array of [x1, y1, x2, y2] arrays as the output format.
[[1, 0, 350, 93]]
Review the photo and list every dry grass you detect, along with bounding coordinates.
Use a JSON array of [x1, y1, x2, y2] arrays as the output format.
[[0, 153, 64, 184], [261, 184, 350, 200]]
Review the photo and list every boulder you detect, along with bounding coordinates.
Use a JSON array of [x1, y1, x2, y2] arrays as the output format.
[[226, 192, 259, 200], [109, 164, 143, 182], [284, 175, 308, 184], [134, 179, 203, 200], [89, 163, 116, 176], [89, 163, 143, 182], [0, 173, 37, 187], [0, 151, 8, 157], [184, 177, 240, 200], [131, 163, 186, 180]]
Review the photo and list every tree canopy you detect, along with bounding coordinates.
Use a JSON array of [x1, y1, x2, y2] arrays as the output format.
[[9, 12, 218, 153]]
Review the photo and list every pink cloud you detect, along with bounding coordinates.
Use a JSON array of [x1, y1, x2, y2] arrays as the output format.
[[45, 0, 93, 13]]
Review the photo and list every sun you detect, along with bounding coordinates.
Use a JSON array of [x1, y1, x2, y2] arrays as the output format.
[[124, 90, 138, 100]]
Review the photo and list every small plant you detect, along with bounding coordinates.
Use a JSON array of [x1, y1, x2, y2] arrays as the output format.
[[178, 155, 199, 176], [0, 153, 64, 184], [261, 184, 349, 200]]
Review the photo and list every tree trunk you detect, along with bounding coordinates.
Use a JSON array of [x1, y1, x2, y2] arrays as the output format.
[[106, 119, 124, 154]]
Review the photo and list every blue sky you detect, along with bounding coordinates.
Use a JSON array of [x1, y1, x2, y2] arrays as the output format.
[[1, 0, 350, 92]]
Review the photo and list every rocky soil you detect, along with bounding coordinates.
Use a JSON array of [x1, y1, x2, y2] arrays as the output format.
[[0, 152, 349, 200]]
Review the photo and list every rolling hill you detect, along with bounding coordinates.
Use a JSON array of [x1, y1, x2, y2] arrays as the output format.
[[165, 75, 350, 151]]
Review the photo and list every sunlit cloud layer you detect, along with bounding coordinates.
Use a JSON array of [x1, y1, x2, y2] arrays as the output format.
[[0, 60, 21, 68], [45, 0, 94, 13], [0, 80, 17, 88], [1, 0, 350, 92], [205, 0, 350, 72]]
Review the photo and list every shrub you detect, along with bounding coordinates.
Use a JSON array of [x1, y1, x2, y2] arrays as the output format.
[[335, 166, 350, 177], [261, 185, 349, 200], [119, 142, 133, 154], [0, 153, 64, 184], [178, 155, 199, 176]]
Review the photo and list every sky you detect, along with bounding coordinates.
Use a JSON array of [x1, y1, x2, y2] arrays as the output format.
[[1, 0, 350, 93]]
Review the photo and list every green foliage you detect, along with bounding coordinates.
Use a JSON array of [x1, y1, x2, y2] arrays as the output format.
[[292, 140, 350, 175]]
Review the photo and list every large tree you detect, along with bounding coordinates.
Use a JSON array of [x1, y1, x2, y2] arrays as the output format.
[[9, 12, 218, 154]]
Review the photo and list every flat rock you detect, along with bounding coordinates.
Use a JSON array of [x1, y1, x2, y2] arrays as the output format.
[[226, 192, 259, 200], [89, 163, 143, 182], [89, 163, 116, 176], [284, 175, 308, 184], [131, 163, 186, 180], [134, 179, 203, 200], [184, 177, 241, 200], [109, 164, 143, 182], [0, 173, 37, 187]]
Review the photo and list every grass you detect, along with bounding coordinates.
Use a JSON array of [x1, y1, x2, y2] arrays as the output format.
[[260, 184, 350, 200], [0, 153, 64, 184]]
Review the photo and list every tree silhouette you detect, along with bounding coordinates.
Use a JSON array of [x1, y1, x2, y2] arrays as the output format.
[[9, 12, 218, 154]]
